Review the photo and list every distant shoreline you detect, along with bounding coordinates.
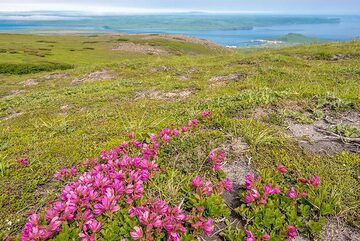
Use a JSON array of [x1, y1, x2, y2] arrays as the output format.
[[0, 14, 359, 47]]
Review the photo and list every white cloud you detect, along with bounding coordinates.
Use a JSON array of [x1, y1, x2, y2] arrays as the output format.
[[0, 3, 271, 14]]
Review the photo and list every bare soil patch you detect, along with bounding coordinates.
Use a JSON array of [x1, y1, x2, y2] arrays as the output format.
[[135, 89, 195, 101], [176, 68, 198, 81], [329, 54, 352, 61], [200, 138, 251, 240], [19, 79, 38, 86], [112, 42, 168, 55], [210, 73, 246, 86], [42, 73, 69, 80], [19, 73, 69, 86], [287, 110, 360, 155], [1, 110, 23, 121], [3, 89, 26, 99], [72, 70, 114, 84], [149, 66, 171, 74], [320, 218, 360, 241]]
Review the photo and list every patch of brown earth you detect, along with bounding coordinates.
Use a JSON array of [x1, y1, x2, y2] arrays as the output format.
[[329, 54, 352, 61], [227, 59, 260, 67], [251, 107, 273, 120], [72, 70, 114, 84], [210, 73, 246, 86], [3, 89, 26, 99], [176, 68, 198, 81], [19, 73, 69, 86], [320, 218, 360, 241], [112, 42, 168, 55], [135, 89, 195, 101], [1, 111, 23, 121], [287, 110, 360, 155], [149, 66, 171, 73], [19, 79, 38, 86], [201, 138, 251, 240]]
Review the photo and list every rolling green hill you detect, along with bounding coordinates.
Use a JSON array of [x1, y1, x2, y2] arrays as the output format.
[[0, 34, 359, 240]]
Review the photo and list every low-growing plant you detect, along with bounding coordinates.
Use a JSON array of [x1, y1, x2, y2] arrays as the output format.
[[233, 164, 337, 240], [282, 109, 314, 124], [329, 124, 360, 138], [0, 62, 73, 75], [314, 94, 353, 111]]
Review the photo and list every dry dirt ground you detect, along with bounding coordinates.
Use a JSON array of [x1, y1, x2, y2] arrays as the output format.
[[135, 89, 195, 101], [287, 110, 360, 155], [112, 42, 169, 55], [0, 110, 23, 121], [19, 73, 69, 86], [3, 89, 26, 99], [209, 73, 247, 86], [200, 137, 252, 241], [72, 70, 114, 84]]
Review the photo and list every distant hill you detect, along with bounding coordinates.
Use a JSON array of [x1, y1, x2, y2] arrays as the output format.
[[275, 33, 324, 44]]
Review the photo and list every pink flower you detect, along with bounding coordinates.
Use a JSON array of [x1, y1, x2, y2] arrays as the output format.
[[93, 189, 120, 216], [220, 178, 233, 193], [130, 226, 143, 240], [300, 192, 308, 198], [192, 176, 203, 188], [286, 187, 297, 199], [84, 219, 102, 233], [310, 176, 320, 187], [245, 174, 255, 190], [128, 132, 135, 139], [261, 233, 270, 240], [202, 219, 214, 236], [287, 226, 298, 239], [181, 126, 189, 133], [244, 230, 256, 241], [277, 163, 287, 173], [188, 119, 199, 128], [259, 198, 267, 205], [298, 177, 308, 184], [244, 193, 256, 204], [18, 159, 28, 167], [200, 111, 212, 119], [208, 148, 225, 171]]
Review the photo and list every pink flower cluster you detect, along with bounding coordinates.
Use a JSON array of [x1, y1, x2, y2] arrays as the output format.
[[298, 176, 320, 187], [244, 174, 281, 205], [244, 230, 271, 241], [18, 158, 29, 167], [21, 114, 211, 241], [208, 148, 225, 171], [200, 111, 212, 119], [129, 200, 187, 241], [54, 167, 78, 181], [189, 207, 214, 236], [191, 176, 213, 197], [287, 226, 298, 239]]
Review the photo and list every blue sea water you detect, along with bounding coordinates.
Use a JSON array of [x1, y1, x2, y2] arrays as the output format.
[[0, 12, 359, 46]]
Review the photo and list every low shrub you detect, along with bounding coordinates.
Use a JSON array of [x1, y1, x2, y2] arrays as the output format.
[[222, 163, 337, 240], [0, 62, 73, 75]]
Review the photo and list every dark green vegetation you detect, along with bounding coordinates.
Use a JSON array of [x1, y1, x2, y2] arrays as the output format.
[[0, 62, 73, 75], [274, 33, 324, 44], [0, 34, 359, 240]]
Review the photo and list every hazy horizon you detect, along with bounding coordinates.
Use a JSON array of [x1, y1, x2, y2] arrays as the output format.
[[0, 0, 359, 14]]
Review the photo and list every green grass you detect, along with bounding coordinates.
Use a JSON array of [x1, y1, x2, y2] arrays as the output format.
[[0, 34, 359, 240]]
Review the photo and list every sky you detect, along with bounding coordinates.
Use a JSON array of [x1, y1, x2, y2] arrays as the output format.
[[0, 0, 359, 14]]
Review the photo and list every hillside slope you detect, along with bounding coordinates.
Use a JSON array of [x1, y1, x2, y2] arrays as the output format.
[[0, 34, 359, 241]]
